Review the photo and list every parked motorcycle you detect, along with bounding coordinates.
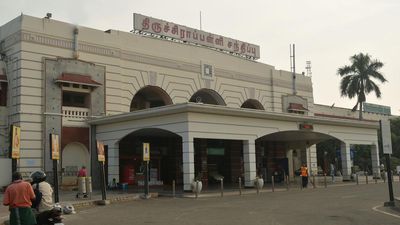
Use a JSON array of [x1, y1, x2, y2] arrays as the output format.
[[35, 204, 64, 225]]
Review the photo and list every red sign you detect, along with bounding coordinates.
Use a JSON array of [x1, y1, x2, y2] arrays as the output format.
[[299, 124, 313, 130]]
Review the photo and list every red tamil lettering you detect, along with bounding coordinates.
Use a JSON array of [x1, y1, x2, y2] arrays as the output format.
[[172, 25, 178, 35], [142, 18, 150, 30], [164, 23, 170, 33], [180, 29, 186, 39], [240, 43, 246, 53], [151, 22, 162, 33]]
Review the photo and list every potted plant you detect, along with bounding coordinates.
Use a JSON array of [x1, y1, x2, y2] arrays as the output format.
[[254, 175, 264, 190], [191, 172, 203, 194]]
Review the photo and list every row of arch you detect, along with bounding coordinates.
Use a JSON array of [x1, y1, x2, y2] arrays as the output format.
[[129, 85, 265, 111]]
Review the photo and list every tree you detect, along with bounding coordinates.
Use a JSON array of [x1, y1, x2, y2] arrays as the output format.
[[337, 53, 387, 119]]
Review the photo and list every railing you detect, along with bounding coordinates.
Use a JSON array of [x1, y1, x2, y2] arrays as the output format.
[[62, 106, 90, 126]]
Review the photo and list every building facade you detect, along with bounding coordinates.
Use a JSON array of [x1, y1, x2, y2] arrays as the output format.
[[0, 14, 386, 190]]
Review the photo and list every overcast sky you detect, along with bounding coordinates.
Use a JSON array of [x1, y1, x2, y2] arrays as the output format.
[[1, 0, 399, 115]]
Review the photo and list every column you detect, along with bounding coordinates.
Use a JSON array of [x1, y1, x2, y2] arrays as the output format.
[[243, 139, 256, 187], [308, 145, 318, 176], [370, 144, 380, 178], [182, 136, 195, 191], [340, 142, 352, 180]]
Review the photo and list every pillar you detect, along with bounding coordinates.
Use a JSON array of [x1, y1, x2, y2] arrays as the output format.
[[243, 139, 256, 187], [370, 144, 380, 178], [341, 142, 352, 180], [308, 145, 318, 176], [182, 136, 195, 191]]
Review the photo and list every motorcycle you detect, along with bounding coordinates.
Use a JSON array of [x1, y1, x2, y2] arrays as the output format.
[[35, 204, 64, 225]]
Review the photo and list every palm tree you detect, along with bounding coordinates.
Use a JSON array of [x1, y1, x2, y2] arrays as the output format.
[[337, 53, 387, 119]]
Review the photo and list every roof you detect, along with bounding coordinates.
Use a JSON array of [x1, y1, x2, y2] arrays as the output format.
[[55, 73, 101, 87]]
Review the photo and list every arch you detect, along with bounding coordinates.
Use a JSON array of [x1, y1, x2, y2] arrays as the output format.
[[189, 88, 226, 105], [241, 99, 264, 110], [62, 142, 90, 175], [118, 128, 182, 186], [130, 85, 173, 111]]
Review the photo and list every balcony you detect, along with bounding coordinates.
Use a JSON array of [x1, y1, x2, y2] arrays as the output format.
[[62, 106, 90, 127]]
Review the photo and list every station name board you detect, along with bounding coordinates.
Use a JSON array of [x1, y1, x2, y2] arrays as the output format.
[[133, 13, 260, 59]]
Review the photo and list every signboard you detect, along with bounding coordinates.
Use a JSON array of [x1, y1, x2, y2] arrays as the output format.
[[143, 143, 150, 161], [380, 120, 392, 154], [50, 133, 60, 160], [133, 13, 260, 59], [299, 123, 313, 131], [363, 103, 391, 115], [11, 125, 21, 159], [97, 141, 105, 162]]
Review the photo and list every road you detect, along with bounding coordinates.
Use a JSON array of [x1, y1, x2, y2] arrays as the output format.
[[65, 183, 399, 225]]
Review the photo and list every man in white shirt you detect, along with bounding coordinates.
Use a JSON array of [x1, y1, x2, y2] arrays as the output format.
[[30, 171, 54, 212]]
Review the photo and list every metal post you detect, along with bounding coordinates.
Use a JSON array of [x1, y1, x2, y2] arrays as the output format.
[[286, 175, 289, 191], [366, 173, 368, 184], [172, 180, 176, 198], [238, 177, 242, 196], [271, 176, 275, 192], [356, 174, 359, 185], [195, 181, 199, 199], [53, 160, 59, 202], [144, 161, 149, 197], [312, 175, 316, 189], [384, 154, 395, 206], [100, 163, 107, 201], [220, 178, 224, 197], [324, 174, 327, 188]]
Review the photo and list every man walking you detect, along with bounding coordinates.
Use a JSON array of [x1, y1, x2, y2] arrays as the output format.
[[300, 164, 308, 188], [3, 172, 37, 225]]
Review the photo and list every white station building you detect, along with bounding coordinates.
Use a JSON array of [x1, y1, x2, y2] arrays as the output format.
[[0, 14, 391, 190]]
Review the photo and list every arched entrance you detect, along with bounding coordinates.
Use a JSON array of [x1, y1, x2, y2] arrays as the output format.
[[255, 131, 343, 182], [62, 142, 90, 175], [130, 86, 173, 111], [189, 88, 226, 105], [241, 99, 264, 110], [118, 128, 182, 188]]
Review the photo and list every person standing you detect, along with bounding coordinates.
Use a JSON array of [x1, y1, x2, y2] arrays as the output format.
[[30, 171, 53, 212], [76, 166, 88, 198], [300, 164, 308, 188], [3, 172, 37, 225]]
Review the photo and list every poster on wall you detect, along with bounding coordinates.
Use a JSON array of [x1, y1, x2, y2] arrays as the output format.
[[143, 143, 150, 161], [50, 133, 60, 160], [97, 140, 105, 162], [11, 125, 21, 159]]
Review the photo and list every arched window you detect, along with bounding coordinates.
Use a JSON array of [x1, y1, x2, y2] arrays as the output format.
[[130, 86, 173, 111], [189, 89, 226, 105], [241, 99, 264, 110]]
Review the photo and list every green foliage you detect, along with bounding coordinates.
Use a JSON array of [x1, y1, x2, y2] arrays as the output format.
[[337, 53, 387, 119]]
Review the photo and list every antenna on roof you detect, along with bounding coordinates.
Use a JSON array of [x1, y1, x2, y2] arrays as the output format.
[[290, 44, 296, 95], [200, 11, 202, 30]]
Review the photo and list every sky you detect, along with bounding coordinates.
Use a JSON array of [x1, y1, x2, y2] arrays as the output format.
[[1, 0, 399, 115]]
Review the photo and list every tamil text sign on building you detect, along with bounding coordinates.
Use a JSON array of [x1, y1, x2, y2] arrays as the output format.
[[133, 13, 260, 59], [363, 102, 391, 115]]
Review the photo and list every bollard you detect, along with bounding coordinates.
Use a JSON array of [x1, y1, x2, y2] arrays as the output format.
[[238, 177, 242, 196], [286, 175, 289, 191], [256, 178, 260, 195], [77, 177, 86, 198], [324, 174, 327, 188], [312, 175, 316, 189], [220, 178, 224, 197], [356, 174, 359, 185], [271, 176, 275, 192], [172, 180, 176, 198], [195, 181, 199, 199], [366, 174, 368, 184]]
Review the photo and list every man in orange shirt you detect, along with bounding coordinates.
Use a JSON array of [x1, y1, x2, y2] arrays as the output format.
[[3, 172, 37, 225], [300, 164, 308, 188]]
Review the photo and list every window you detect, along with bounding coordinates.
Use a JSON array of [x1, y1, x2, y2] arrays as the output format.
[[62, 91, 89, 108], [0, 83, 7, 106]]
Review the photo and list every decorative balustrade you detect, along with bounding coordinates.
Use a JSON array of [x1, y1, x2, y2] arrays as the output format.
[[62, 106, 90, 126]]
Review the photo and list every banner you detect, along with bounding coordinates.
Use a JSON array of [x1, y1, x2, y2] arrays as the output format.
[[11, 125, 21, 159], [143, 143, 150, 161], [50, 133, 60, 160], [380, 120, 392, 154], [97, 141, 105, 162]]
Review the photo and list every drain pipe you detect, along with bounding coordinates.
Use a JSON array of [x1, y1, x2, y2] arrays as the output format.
[[73, 27, 79, 59]]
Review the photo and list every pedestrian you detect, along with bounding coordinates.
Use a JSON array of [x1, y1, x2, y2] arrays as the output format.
[[76, 166, 88, 198], [300, 164, 308, 188], [330, 163, 335, 183], [30, 171, 53, 213], [3, 172, 37, 225]]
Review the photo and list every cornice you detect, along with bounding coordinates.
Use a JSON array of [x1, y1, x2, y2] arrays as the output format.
[[3, 31, 311, 92]]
